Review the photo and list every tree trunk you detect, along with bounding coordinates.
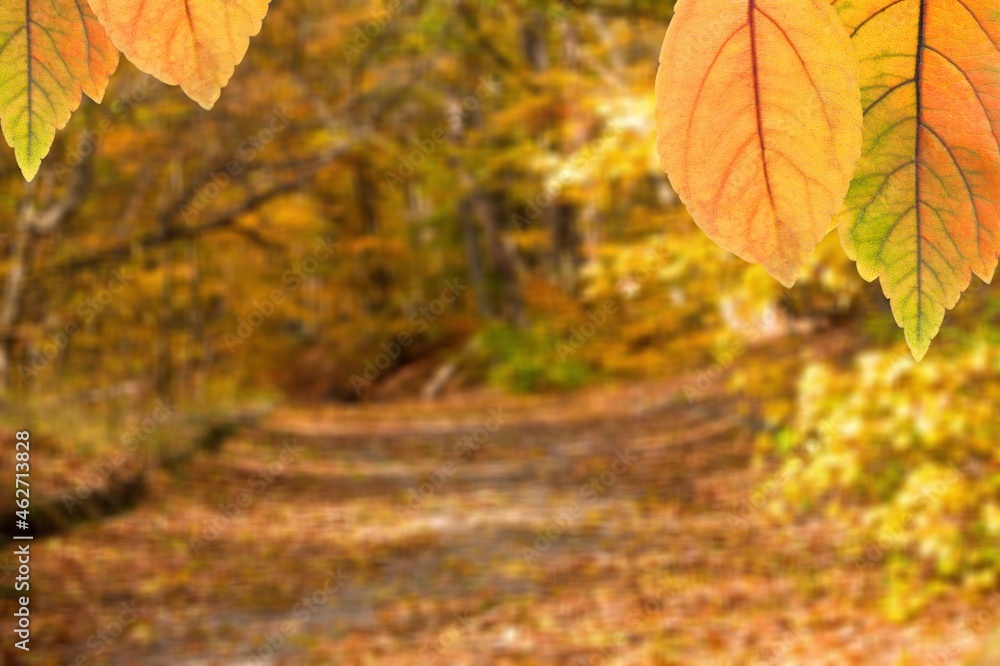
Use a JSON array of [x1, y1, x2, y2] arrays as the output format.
[[0, 157, 91, 399], [459, 197, 491, 318], [468, 187, 524, 326]]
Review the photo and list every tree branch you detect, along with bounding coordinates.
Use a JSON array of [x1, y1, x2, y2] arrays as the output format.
[[53, 141, 355, 274]]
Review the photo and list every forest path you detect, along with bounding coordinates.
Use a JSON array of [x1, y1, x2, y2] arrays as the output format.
[[25, 335, 992, 665]]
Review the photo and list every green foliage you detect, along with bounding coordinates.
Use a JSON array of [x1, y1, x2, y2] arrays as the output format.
[[476, 323, 593, 393]]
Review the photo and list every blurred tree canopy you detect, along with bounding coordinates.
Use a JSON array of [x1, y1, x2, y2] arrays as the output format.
[[6, 0, 1000, 654], [0, 0, 993, 409], [0, 0, 704, 405]]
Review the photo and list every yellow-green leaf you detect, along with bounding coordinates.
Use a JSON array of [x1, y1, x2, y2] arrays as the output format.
[[835, 0, 1000, 360], [655, 0, 862, 286], [89, 0, 271, 110], [0, 0, 119, 181]]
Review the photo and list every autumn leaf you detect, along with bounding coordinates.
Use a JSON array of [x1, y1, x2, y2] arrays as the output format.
[[834, 0, 1000, 360], [0, 0, 119, 181], [655, 0, 862, 287], [89, 0, 271, 110]]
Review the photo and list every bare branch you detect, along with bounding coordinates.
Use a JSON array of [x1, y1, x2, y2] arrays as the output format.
[[53, 141, 355, 274]]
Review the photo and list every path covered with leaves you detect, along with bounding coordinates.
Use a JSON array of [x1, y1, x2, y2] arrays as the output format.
[[17, 371, 999, 665]]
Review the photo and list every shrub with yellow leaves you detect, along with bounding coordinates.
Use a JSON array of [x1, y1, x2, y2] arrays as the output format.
[[773, 343, 1000, 613]]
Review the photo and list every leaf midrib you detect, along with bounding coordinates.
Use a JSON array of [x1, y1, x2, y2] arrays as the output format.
[[914, 0, 926, 337], [748, 0, 778, 219]]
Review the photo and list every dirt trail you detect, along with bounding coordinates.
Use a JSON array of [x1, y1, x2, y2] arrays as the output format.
[[18, 365, 994, 665]]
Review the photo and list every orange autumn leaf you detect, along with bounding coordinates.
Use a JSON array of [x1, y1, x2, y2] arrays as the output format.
[[0, 0, 119, 181], [655, 0, 862, 287], [834, 0, 1000, 360], [89, 0, 271, 109]]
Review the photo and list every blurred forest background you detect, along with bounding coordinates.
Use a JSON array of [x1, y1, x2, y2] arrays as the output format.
[[2, 0, 1000, 664]]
